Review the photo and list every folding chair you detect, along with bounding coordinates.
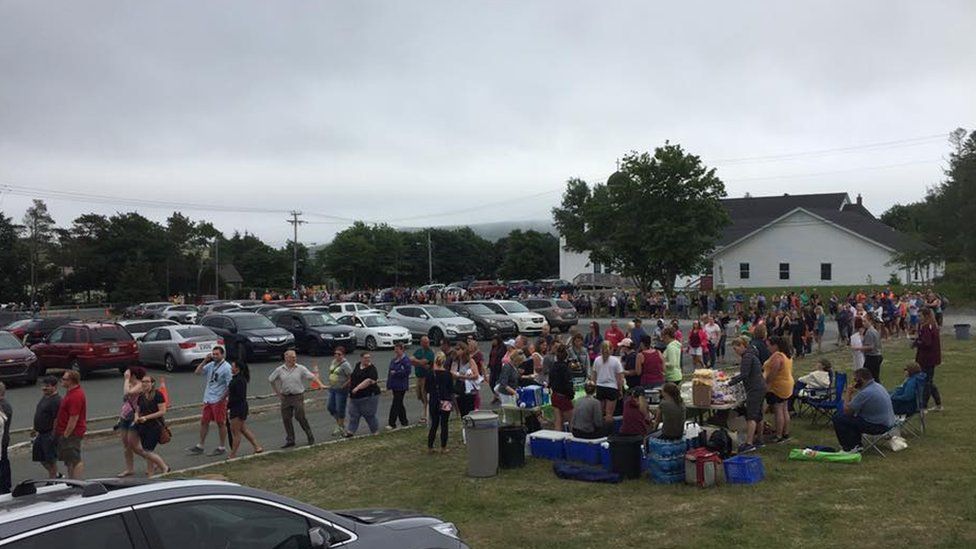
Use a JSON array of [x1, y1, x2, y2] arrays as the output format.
[[899, 381, 926, 437], [805, 372, 846, 427], [861, 419, 905, 458]]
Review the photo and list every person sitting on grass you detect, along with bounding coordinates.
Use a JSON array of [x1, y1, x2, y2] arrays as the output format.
[[832, 368, 896, 453], [890, 363, 926, 416], [570, 382, 607, 439], [651, 382, 686, 441], [619, 387, 650, 437]]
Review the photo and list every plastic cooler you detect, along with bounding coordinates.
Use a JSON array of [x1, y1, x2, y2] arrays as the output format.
[[528, 430, 571, 460], [723, 455, 765, 484], [565, 436, 607, 465], [684, 448, 722, 488], [517, 385, 544, 408]]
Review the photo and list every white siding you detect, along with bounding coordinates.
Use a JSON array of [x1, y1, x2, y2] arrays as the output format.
[[711, 210, 901, 288], [559, 237, 594, 282]]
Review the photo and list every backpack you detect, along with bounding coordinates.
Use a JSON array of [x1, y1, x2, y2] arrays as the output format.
[[706, 429, 733, 459]]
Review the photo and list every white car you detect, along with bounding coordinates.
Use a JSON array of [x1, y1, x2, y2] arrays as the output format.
[[469, 300, 548, 335], [156, 304, 199, 324], [115, 319, 181, 341], [328, 302, 384, 316], [335, 313, 412, 350]]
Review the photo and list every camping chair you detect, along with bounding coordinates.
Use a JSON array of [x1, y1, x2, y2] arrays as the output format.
[[805, 372, 846, 427], [898, 381, 926, 437], [861, 418, 906, 458], [793, 374, 833, 419]]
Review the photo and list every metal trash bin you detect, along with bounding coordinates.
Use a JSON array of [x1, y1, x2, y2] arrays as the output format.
[[954, 324, 971, 340], [463, 411, 499, 478]]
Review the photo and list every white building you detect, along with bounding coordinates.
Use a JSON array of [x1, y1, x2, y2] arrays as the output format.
[[559, 192, 940, 289]]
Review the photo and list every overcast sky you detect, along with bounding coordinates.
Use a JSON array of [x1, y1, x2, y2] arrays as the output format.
[[1, 1, 974, 246]]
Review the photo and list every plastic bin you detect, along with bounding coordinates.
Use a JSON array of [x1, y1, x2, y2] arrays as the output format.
[[608, 434, 644, 479], [723, 455, 765, 484], [498, 426, 527, 469], [599, 442, 611, 470], [954, 324, 971, 341], [463, 411, 499, 478], [517, 385, 544, 408], [528, 430, 571, 460], [565, 436, 607, 465]]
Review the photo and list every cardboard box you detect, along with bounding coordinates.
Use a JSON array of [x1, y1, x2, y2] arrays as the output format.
[[692, 383, 713, 407]]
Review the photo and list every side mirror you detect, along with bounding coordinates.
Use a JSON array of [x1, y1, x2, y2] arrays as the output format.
[[419, 314, 428, 320], [309, 526, 331, 548]]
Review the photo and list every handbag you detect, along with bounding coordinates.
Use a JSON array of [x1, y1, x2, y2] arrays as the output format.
[[158, 419, 172, 445], [439, 399, 453, 413]]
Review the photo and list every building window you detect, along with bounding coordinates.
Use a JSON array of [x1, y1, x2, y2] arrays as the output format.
[[739, 262, 750, 279], [779, 263, 790, 280], [821, 263, 832, 281], [593, 262, 602, 274]]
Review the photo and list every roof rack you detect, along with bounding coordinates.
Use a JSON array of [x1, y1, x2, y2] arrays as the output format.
[[11, 479, 109, 498]]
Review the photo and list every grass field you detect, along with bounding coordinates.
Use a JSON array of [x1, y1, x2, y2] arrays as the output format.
[[193, 336, 976, 548]]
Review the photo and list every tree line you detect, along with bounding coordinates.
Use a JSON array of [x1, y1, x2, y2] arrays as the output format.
[[0, 202, 559, 305]]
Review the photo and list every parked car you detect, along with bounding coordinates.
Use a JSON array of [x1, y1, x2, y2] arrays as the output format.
[[115, 319, 181, 341], [2, 317, 78, 346], [155, 304, 199, 324], [520, 298, 579, 332], [136, 302, 172, 319], [467, 280, 507, 296], [417, 283, 445, 294], [0, 330, 40, 384], [137, 325, 223, 372], [387, 305, 476, 345], [328, 302, 383, 316], [467, 300, 547, 336], [30, 322, 138, 378], [0, 478, 468, 548], [268, 309, 356, 355], [445, 302, 518, 340], [238, 304, 289, 317], [335, 313, 412, 350], [200, 312, 295, 362], [536, 278, 576, 294]]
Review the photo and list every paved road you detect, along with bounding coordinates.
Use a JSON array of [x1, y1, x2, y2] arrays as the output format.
[[6, 312, 971, 482]]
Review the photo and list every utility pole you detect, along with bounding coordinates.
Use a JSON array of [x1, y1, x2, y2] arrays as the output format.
[[214, 238, 219, 299], [427, 229, 433, 283], [287, 211, 306, 292]]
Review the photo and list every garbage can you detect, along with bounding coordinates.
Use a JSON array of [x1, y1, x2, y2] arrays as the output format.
[[608, 434, 644, 479], [954, 324, 971, 340], [463, 410, 499, 478], [498, 426, 527, 469]]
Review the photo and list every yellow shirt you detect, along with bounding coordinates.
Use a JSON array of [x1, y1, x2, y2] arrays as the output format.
[[763, 351, 794, 399]]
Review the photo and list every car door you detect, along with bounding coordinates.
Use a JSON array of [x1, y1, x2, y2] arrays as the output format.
[[335, 316, 360, 345], [138, 328, 161, 365], [393, 307, 418, 335], [34, 327, 65, 371]]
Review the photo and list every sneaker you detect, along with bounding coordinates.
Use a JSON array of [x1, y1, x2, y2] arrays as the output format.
[[331, 427, 342, 437], [932, 405, 944, 412], [207, 447, 226, 456], [186, 445, 204, 455], [753, 440, 765, 450], [737, 443, 757, 454], [777, 434, 792, 444], [842, 445, 863, 454], [385, 425, 395, 431], [306, 437, 315, 446], [280, 442, 296, 449]]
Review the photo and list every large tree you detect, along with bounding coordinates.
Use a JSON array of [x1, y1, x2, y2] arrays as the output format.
[[495, 229, 559, 280], [22, 199, 57, 303], [553, 143, 730, 293], [0, 212, 28, 302]]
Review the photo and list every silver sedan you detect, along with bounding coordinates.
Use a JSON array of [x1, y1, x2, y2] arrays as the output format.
[[137, 325, 223, 372]]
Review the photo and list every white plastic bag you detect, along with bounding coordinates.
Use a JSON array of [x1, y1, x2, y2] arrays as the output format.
[[889, 435, 908, 452]]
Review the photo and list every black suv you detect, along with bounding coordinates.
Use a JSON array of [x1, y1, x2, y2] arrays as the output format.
[[3, 317, 77, 346], [199, 312, 295, 361], [520, 298, 579, 332], [0, 478, 468, 548], [269, 309, 356, 355], [445, 303, 518, 340]]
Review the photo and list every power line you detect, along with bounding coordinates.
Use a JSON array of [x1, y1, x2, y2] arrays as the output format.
[[726, 158, 940, 182], [712, 133, 946, 165]]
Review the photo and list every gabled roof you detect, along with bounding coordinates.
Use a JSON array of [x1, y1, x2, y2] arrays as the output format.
[[717, 192, 929, 253], [218, 264, 244, 284]]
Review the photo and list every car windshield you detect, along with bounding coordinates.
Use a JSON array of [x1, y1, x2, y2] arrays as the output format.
[[3, 319, 32, 330], [176, 327, 216, 339], [556, 300, 574, 309], [500, 302, 529, 313], [0, 333, 22, 350], [91, 326, 131, 342], [234, 315, 275, 330], [361, 315, 391, 327], [302, 313, 337, 327], [465, 304, 494, 315], [424, 306, 457, 319]]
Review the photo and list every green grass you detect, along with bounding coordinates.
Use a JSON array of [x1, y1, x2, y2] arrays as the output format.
[[193, 337, 976, 548]]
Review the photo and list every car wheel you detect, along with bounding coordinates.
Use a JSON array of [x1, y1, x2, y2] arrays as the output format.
[[69, 359, 87, 380], [429, 328, 444, 346], [365, 336, 378, 351], [164, 354, 178, 373], [476, 325, 489, 341], [237, 342, 248, 362]]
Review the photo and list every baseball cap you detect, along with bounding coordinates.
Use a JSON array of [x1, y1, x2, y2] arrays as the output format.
[[42, 375, 58, 386], [619, 338, 633, 348], [504, 339, 517, 348]]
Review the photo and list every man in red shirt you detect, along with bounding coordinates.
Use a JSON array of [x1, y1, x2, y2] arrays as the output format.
[[604, 320, 625, 351], [54, 370, 87, 479]]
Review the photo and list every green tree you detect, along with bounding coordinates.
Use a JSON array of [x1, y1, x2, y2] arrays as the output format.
[[553, 143, 730, 293], [0, 212, 28, 302], [112, 256, 161, 304], [495, 229, 559, 280], [22, 199, 57, 304]]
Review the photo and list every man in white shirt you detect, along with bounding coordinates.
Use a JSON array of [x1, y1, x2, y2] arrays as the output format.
[[268, 350, 322, 448], [704, 316, 723, 366]]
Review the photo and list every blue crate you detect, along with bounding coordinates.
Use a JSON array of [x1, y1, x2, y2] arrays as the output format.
[[565, 437, 606, 465], [528, 430, 569, 460], [723, 455, 765, 484]]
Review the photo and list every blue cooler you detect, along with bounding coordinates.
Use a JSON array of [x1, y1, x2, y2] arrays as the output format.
[[527, 430, 571, 460], [517, 385, 544, 408], [565, 436, 607, 465]]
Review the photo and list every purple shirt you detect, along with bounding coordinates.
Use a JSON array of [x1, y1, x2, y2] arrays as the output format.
[[387, 355, 412, 391]]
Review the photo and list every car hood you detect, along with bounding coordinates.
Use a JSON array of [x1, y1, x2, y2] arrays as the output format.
[[481, 314, 515, 323], [0, 348, 32, 361], [308, 326, 353, 337], [243, 327, 293, 338], [336, 509, 444, 529], [507, 312, 544, 320]]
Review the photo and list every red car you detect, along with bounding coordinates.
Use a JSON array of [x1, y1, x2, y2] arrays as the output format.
[[0, 331, 41, 384], [467, 280, 507, 296], [30, 322, 138, 378]]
